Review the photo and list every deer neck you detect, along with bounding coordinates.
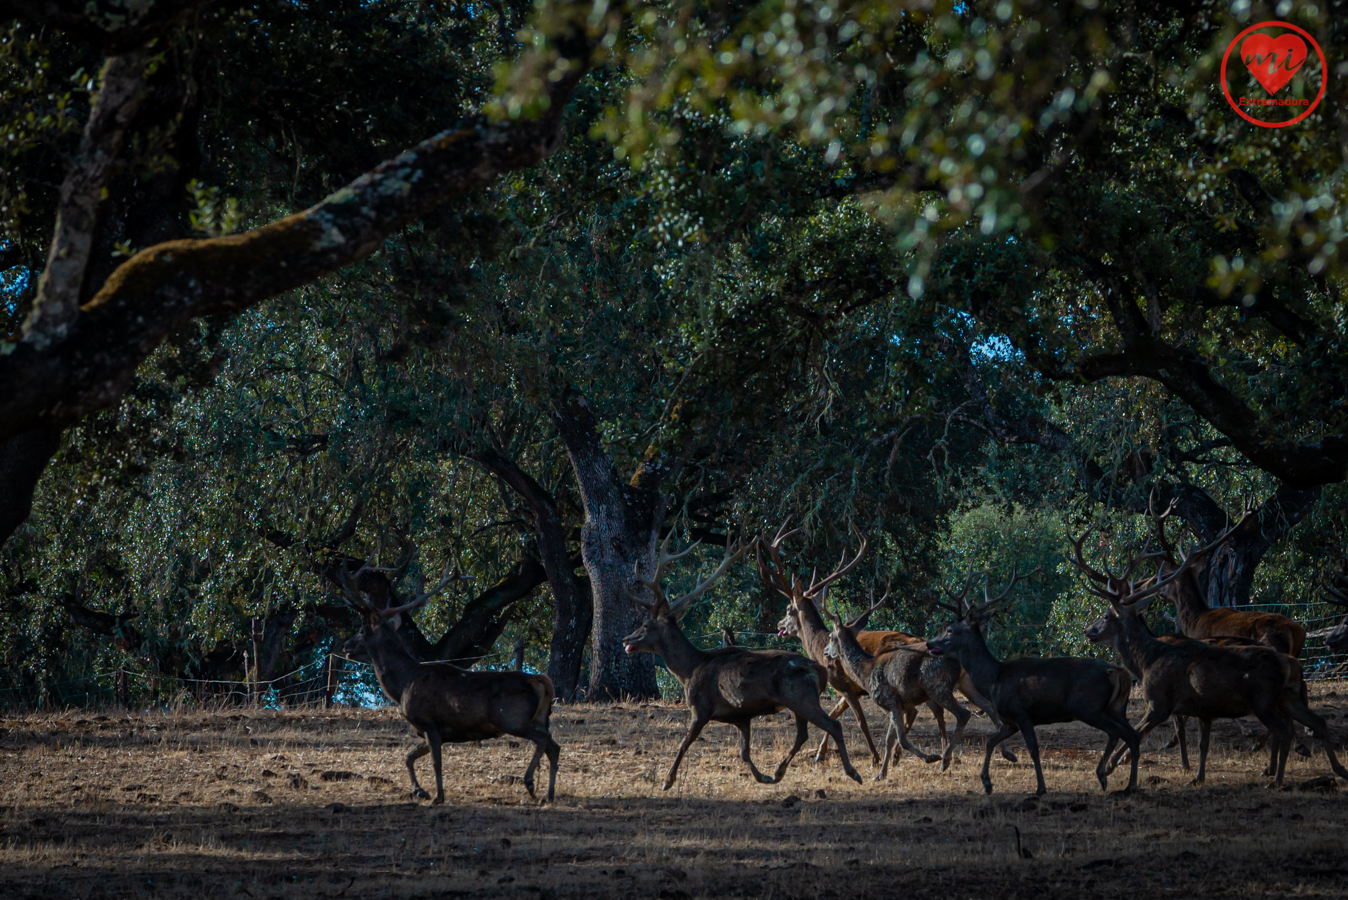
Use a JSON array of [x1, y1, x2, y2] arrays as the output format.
[[653, 621, 712, 685], [1118, 612, 1167, 669], [833, 629, 876, 684], [793, 596, 833, 663], [1168, 567, 1209, 634], [950, 628, 1000, 696], [364, 631, 424, 704]]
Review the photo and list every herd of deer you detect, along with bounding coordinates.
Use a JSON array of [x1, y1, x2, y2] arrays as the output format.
[[336, 503, 1348, 806]]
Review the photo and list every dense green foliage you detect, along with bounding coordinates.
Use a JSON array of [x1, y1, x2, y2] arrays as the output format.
[[1, 0, 1345, 706]]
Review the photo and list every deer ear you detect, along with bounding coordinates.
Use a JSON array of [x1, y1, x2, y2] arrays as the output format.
[[386, 612, 403, 631]]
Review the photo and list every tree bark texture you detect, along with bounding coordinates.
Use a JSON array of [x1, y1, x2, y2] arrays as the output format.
[[0, 6, 601, 547], [466, 446, 592, 701], [552, 393, 662, 701]]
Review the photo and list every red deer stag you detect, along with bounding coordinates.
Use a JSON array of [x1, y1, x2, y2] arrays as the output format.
[[821, 586, 975, 775], [623, 535, 863, 790], [761, 522, 1014, 770], [924, 569, 1140, 796], [1074, 533, 1347, 788], [1150, 498, 1306, 657], [339, 564, 560, 805]]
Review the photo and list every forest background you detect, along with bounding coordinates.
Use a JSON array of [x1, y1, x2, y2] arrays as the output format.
[[0, 0, 1345, 708]]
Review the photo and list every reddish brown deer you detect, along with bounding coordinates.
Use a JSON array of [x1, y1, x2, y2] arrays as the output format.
[[1150, 499, 1306, 657], [761, 522, 1014, 769], [339, 564, 560, 805], [1073, 532, 1347, 788], [924, 569, 1139, 796], [622, 535, 863, 790]]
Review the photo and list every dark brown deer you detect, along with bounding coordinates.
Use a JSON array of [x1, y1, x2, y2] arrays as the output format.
[[761, 522, 1014, 769], [1150, 499, 1306, 657], [339, 564, 560, 805], [1074, 532, 1347, 788], [924, 569, 1140, 796], [622, 535, 863, 790], [821, 587, 972, 775]]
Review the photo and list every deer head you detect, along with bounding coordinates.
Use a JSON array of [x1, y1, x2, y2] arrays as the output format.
[[339, 560, 457, 660], [926, 565, 1039, 659], [622, 533, 748, 655], [1072, 513, 1247, 641], [757, 519, 868, 638], [821, 583, 889, 660]]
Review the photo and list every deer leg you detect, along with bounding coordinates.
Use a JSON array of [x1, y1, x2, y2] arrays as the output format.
[[959, 678, 1017, 763], [425, 726, 445, 806], [1015, 719, 1050, 796], [735, 721, 776, 784], [522, 729, 561, 802], [813, 695, 849, 763], [893, 703, 942, 765], [1175, 715, 1190, 770], [844, 691, 882, 766], [1081, 711, 1139, 794], [664, 715, 708, 791], [799, 704, 863, 784], [878, 711, 900, 776], [522, 727, 560, 801], [405, 742, 432, 801], [1191, 719, 1211, 786], [929, 684, 972, 773], [980, 721, 1018, 794], [1107, 709, 1164, 775], [1286, 699, 1348, 780]]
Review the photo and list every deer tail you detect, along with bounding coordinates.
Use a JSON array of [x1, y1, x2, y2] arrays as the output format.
[[527, 674, 555, 729]]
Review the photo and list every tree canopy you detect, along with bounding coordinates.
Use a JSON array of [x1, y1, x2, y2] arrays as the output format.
[[0, 0, 1344, 705]]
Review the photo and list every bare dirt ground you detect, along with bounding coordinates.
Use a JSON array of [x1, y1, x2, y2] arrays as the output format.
[[2, 684, 1348, 900]]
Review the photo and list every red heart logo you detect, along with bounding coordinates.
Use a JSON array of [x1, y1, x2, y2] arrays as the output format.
[[1241, 32, 1308, 95]]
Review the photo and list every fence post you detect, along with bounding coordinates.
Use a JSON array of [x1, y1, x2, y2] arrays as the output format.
[[324, 652, 340, 709], [251, 617, 261, 706], [513, 637, 525, 672]]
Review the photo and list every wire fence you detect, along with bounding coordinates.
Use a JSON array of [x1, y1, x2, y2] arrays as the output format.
[[0, 607, 1343, 711]]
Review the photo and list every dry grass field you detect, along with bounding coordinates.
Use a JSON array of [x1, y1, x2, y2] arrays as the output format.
[[2, 684, 1348, 899]]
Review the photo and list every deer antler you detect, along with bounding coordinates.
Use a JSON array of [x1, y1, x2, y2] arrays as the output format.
[[335, 561, 399, 615], [379, 560, 459, 618], [1067, 528, 1112, 585], [756, 518, 802, 601], [803, 525, 867, 599], [667, 536, 750, 620], [936, 563, 983, 617], [966, 566, 1040, 621], [845, 582, 891, 631], [1148, 491, 1180, 565]]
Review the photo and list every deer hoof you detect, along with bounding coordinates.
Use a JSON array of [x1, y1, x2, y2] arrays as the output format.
[[1295, 744, 1312, 759], [430, 796, 445, 807], [1000, 749, 1018, 763], [411, 788, 431, 801], [524, 780, 537, 798], [846, 768, 862, 785], [982, 780, 993, 795]]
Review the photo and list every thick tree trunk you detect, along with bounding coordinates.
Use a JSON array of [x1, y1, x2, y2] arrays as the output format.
[[551, 393, 664, 701], [1198, 487, 1320, 608], [466, 446, 593, 701]]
